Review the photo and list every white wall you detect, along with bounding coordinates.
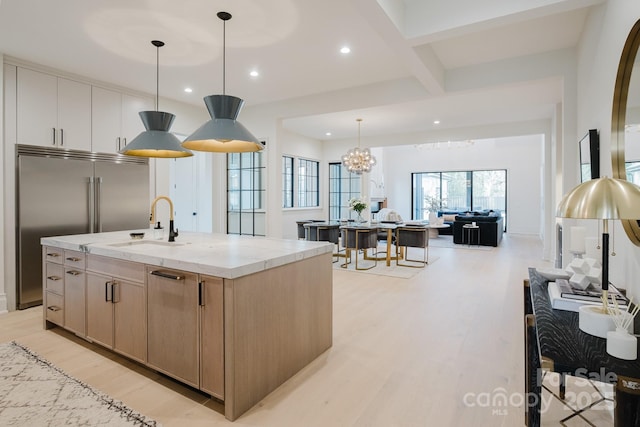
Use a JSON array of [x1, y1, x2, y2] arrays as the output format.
[[0, 54, 6, 313], [575, 0, 640, 299], [380, 135, 544, 234], [280, 127, 325, 240]]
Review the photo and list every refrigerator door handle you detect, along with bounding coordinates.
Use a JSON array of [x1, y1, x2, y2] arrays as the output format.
[[95, 177, 103, 233], [88, 177, 95, 233]]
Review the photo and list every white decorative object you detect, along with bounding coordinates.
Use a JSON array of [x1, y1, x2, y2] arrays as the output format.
[[567, 258, 588, 274], [607, 328, 637, 360], [606, 297, 639, 360], [586, 267, 602, 286], [428, 212, 437, 224], [578, 305, 626, 338], [569, 273, 590, 290], [536, 268, 571, 281]]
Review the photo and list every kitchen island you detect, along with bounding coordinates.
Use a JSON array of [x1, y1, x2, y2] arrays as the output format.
[[41, 230, 334, 421]]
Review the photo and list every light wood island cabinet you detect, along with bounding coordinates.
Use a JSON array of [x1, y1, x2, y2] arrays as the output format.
[[43, 246, 64, 326], [200, 275, 225, 399], [63, 250, 86, 335], [42, 232, 333, 422], [147, 268, 200, 388], [86, 254, 147, 364]]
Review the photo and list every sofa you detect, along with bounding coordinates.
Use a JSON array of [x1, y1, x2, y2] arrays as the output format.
[[452, 211, 504, 247]]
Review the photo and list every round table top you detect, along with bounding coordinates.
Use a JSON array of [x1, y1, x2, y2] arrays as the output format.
[[426, 223, 450, 229]]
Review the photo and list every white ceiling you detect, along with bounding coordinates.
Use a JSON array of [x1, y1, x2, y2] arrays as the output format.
[[0, 0, 603, 142]]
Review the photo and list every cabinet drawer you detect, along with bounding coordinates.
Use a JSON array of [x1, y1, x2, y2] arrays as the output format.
[[45, 262, 64, 294], [44, 247, 64, 264], [64, 250, 85, 268], [86, 254, 144, 283], [45, 291, 64, 325]]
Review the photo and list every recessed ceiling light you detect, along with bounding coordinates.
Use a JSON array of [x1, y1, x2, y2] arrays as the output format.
[[249, 70, 259, 77], [433, 120, 440, 125], [184, 87, 193, 93], [340, 46, 351, 54], [325, 132, 332, 136]]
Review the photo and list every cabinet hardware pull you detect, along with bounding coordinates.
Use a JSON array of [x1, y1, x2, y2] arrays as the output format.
[[66, 257, 81, 262], [47, 275, 61, 281], [111, 282, 120, 303], [66, 270, 81, 276], [150, 270, 184, 281], [117, 137, 121, 151], [47, 305, 61, 312], [52, 127, 56, 145], [105, 281, 112, 302], [47, 253, 60, 257], [198, 282, 203, 306], [60, 128, 64, 146]]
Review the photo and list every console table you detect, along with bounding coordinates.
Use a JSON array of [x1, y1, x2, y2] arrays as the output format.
[[525, 268, 640, 427]]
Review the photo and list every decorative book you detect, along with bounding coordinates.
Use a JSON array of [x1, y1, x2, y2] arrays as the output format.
[[556, 278, 627, 304]]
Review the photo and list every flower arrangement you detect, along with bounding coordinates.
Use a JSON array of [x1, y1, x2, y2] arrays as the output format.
[[348, 197, 368, 215]]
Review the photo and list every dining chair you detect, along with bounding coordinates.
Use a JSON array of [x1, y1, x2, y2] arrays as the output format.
[[395, 226, 429, 267]]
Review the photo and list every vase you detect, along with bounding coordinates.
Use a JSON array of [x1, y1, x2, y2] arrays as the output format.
[[356, 212, 365, 223]]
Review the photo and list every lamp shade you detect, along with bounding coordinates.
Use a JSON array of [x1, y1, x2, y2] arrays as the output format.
[[182, 95, 264, 152], [120, 111, 193, 158], [557, 176, 640, 219]]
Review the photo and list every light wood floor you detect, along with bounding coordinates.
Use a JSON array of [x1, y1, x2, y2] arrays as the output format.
[[0, 235, 613, 426]]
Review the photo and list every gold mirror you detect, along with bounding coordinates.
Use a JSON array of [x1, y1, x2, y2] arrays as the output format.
[[612, 19, 640, 246]]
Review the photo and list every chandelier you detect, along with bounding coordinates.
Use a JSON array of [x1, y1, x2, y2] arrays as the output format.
[[341, 119, 376, 174]]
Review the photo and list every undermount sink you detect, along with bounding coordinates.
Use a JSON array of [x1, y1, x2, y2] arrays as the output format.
[[108, 240, 187, 248]]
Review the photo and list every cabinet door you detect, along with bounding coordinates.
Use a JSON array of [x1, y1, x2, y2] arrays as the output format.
[[57, 77, 91, 151], [64, 267, 86, 335], [86, 272, 114, 348], [121, 93, 153, 144], [17, 67, 57, 147], [200, 275, 224, 399], [91, 86, 122, 153], [113, 279, 146, 363], [147, 268, 199, 387]]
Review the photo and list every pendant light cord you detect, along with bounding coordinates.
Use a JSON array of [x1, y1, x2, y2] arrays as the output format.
[[151, 40, 165, 112], [357, 118, 362, 148], [222, 17, 226, 95], [156, 43, 159, 111]]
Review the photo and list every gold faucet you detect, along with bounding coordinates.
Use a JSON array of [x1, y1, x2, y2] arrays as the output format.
[[150, 196, 178, 242]]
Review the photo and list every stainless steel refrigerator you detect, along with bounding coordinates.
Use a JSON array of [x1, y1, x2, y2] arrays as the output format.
[[16, 145, 150, 309]]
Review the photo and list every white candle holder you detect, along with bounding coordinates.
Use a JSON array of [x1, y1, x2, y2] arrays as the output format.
[[605, 296, 639, 360], [607, 328, 637, 360]]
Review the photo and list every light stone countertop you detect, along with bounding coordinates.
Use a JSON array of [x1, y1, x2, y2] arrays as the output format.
[[41, 230, 334, 279]]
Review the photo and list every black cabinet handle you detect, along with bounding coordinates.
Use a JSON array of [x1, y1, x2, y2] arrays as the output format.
[[105, 281, 112, 302], [150, 270, 184, 281]]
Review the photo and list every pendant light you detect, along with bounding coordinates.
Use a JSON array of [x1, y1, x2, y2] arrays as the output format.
[[341, 119, 376, 174], [182, 11, 264, 153], [120, 40, 193, 158]]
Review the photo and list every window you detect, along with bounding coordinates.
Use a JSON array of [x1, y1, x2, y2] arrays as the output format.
[[412, 169, 507, 230], [227, 151, 266, 236], [282, 156, 294, 208], [329, 162, 361, 221], [298, 159, 319, 207]]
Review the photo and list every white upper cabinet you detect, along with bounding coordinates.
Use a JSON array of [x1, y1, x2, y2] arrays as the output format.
[[57, 78, 92, 151], [92, 86, 153, 154], [16, 67, 91, 150]]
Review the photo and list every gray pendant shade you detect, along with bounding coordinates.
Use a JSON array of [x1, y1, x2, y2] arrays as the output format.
[[182, 11, 263, 153], [120, 111, 193, 158], [119, 39, 193, 158], [182, 94, 264, 152]]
